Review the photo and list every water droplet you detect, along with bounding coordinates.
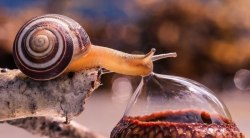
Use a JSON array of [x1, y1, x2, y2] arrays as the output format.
[[111, 73, 243, 137], [234, 69, 250, 90], [112, 77, 133, 103]]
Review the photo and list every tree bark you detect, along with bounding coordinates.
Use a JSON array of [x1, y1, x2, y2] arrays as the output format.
[[4, 116, 104, 138], [0, 68, 100, 121], [0, 68, 103, 138]]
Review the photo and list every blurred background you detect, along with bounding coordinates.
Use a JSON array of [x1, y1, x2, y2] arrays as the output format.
[[0, 0, 249, 137]]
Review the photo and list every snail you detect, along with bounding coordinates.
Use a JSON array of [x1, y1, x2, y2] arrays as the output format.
[[13, 14, 177, 80]]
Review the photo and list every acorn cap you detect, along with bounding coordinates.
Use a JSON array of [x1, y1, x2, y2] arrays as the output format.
[[111, 110, 244, 138]]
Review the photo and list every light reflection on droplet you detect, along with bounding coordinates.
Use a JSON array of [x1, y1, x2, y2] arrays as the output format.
[[124, 73, 231, 120], [111, 73, 241, 138], [111, 77, 133, 103], [234, 69, 250, 90]]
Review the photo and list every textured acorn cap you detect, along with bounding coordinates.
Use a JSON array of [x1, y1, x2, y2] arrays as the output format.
[[111, 110, 245, 138]]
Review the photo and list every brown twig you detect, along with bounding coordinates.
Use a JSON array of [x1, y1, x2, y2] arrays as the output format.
[[0, 68, 103, 138], [4, 116, 104, 138]]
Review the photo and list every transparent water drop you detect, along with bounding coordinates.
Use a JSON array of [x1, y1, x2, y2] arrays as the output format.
[[234, 69, 250, 90], [124, 73, 231, 119], [111, 77, 133, 103], [111, 73, 243, 138]]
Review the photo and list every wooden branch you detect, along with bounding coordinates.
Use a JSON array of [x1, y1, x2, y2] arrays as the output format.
[[0, 68, 101, 121], [4, 116, 104, 138]]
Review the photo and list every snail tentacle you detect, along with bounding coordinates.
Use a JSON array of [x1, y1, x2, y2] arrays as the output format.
[[152, 52, 177, 61]]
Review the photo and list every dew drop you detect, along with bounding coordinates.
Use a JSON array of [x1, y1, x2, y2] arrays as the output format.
[[112, 77, 133, 103], [234, 69, 250, 90], [111, 73, 243, 137]]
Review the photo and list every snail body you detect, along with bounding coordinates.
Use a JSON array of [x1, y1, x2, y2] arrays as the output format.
[[66, 45, 155, 76], [13, 14, 176, 80]]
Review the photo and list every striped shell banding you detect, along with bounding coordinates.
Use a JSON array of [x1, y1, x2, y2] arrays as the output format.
[[13, 14, 90, 80]]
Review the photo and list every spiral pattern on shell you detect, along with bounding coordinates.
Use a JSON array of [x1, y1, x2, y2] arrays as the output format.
[[13, 14, 91, 80]]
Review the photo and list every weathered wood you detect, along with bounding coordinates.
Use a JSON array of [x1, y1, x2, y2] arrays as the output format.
[[0, 68, 100, 121], [5, 117, 104, 138]]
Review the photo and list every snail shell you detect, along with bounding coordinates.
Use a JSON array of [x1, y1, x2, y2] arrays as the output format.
[[13, 14, 90, 80]]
